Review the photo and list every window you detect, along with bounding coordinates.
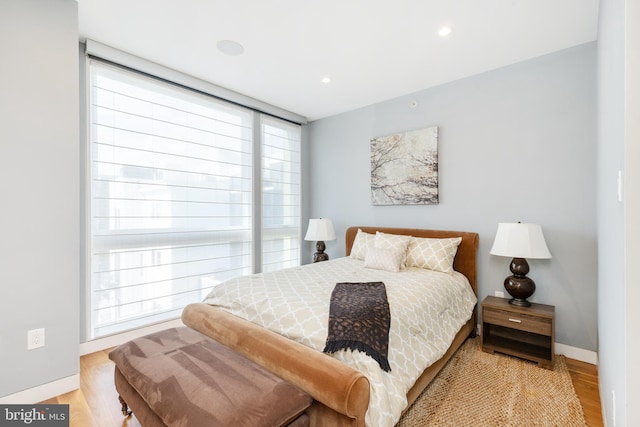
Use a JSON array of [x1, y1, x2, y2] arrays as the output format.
[[261, 116, 302, 272], [88, 60, 301, 338]]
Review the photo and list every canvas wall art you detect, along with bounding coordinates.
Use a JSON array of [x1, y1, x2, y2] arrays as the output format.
[[370, 126, 439, 205]]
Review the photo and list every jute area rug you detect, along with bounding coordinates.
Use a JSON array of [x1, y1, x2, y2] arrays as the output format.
[[396, 337, 587, 426]]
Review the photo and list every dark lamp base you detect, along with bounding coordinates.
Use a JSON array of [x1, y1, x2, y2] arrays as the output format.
[[504, 257, 535, 307], [313, 240, 329, 263], [508, 298, 532, 307]]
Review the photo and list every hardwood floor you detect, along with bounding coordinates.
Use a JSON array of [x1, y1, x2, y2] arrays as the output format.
[[565, 357, 604, 427], [42, 348, 604, 427], [41, 349, 141, 427]]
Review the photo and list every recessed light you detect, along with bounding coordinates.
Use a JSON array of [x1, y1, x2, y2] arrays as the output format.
[[216, 40, 244, 56], [438, 26, 453, 37], [321, 76, 332, 84]]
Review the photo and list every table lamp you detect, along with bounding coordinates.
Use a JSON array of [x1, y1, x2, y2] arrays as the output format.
[[490, 222, 552, 306], [304, 218, 336, 262]]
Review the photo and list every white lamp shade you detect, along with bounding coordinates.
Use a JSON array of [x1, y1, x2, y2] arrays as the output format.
[[490, 223, 552, 259], [304, 218, 336, 241]]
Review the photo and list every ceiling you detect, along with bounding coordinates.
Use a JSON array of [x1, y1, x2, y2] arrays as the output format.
[[78, 0, 599, 122]]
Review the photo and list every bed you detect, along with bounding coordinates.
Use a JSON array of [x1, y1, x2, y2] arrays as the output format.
[[180, 226, 479, 427]]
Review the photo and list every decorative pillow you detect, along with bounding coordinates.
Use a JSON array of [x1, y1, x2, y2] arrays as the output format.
[[364, 247, 403, 273], [374, 231, 412, 268], [350, 229, 376, 260], [405, 236, 462, 274]]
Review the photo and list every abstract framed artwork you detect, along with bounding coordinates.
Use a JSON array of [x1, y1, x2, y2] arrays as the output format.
[[370, 126, 439, 205]]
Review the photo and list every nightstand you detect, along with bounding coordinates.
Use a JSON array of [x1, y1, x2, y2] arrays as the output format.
[[481, 295, 555, 369]]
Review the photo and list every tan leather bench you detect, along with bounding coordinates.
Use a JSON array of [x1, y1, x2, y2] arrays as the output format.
[[109, 327, 312, 427]]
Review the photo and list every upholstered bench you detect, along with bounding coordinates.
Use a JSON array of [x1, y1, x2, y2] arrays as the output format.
[[109, 326, 312, 427]]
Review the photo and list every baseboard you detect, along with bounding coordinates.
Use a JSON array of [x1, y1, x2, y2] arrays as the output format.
[[79, 318, 185, 355], [555, 342, 598, 365], [0, 374, 79, 404]]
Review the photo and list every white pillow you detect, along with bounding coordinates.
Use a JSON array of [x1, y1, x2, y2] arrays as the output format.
[[350, 229, 376, 260], [405, 236, 462, 274], [374, 231, 412, 268], [364, 247, 403, 273]]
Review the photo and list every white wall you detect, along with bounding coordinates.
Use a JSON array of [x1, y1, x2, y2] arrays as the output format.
[[306, 43, 597, 352], [597, 0, 640, 425], [0, 0, 79, 399], [625, 2, 640, 423], [596, 1, 625, 424]]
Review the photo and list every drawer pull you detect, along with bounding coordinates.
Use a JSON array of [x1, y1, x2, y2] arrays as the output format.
[[508, 318, 522, 323]]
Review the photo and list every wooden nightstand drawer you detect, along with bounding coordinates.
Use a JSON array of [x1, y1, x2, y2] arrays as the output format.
[[483, 307, 552, 336]]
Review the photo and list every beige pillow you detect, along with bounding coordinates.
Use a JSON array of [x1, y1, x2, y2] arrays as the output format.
[[374, 231, 412, 268], [405, 236, 462, 273], [364, 247, 403, 272], [350, 229, 375, 260]]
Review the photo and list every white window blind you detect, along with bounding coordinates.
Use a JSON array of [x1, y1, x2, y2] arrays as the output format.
[[261, 116, 302, 272], [89, 61, 255, 338]]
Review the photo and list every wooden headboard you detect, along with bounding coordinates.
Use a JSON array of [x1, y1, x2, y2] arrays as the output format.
[[345, 226, 479, 296]]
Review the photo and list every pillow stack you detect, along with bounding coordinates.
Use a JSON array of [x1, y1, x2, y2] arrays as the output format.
[[350, 229, 462, 274]]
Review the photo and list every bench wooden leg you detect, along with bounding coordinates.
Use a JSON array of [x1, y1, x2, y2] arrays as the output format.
[[118, 395, 132, 417]]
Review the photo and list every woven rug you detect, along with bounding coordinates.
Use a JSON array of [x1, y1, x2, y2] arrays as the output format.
[[396, 337, 587, 426]]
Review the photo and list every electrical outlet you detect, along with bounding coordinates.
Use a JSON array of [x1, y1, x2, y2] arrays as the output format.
[[27, 328, 45, 350], [494, 291, 505, 298]]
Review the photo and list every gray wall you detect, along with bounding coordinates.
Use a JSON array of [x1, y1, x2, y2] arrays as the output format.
[[0, 0, 79, 397], [306, 43, 597, 352]]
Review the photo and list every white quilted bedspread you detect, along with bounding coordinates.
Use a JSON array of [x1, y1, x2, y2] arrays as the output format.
[[202, 257, 476, 427]]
